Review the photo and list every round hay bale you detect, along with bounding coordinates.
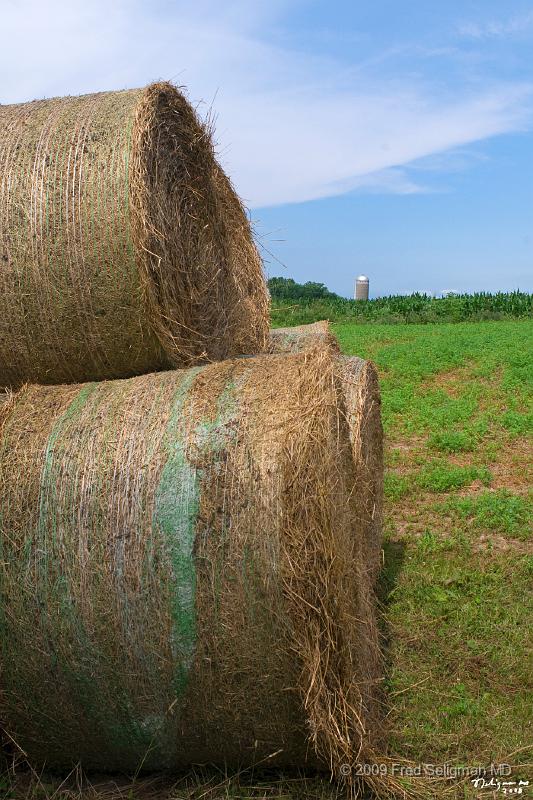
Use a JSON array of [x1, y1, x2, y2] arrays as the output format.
[[268, 321, 339, 355], [269, 322, 383, 583], [0, 83, 269, 388], [0, 351, 382, 773]]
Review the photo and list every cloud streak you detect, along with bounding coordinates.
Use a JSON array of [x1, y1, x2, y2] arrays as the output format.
[[458, 11, 533, 39], [1, 0, 533, 208]]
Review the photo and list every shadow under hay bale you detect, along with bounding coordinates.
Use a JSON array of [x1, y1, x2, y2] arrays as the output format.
[[0, 349, 383, 775], [0, 82, 269, 388], [269, 322, 384, 585]]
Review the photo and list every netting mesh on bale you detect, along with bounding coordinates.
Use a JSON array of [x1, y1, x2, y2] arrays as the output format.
[[0, 349, 383, 774], [0, 82, 269, 388], [269, 322, 384, 583]]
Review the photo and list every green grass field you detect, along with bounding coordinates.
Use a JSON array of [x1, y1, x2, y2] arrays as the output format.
[[335, 319, 532, 783], [2, 319, 532, 800]]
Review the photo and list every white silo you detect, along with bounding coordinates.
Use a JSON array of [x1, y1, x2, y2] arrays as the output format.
[[355, 275, 369, 300]]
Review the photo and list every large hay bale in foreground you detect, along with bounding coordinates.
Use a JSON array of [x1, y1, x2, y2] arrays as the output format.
[[0, 350, 382, 773], [269, 322, 384, 582], [0, 83, 269, 387]]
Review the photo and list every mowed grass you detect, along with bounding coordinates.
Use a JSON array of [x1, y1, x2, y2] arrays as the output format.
[[2, 320, 532, 800], [335, 319, 533, 782]]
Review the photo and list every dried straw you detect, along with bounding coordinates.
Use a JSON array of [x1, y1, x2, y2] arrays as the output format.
[[269, 322, 384, 583], [268, 321, 339, 355], [0, 83, 269, 388], [0, 348, 382, 774]]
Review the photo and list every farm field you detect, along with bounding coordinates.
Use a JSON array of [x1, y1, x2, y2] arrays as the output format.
[[1, 319, 532, 800], [270, 290, 533, 327], [335, 319, 533, 780]]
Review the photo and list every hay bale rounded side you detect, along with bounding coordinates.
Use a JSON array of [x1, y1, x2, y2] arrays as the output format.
[[269, 322, 384, 583], [0, 351, 382, 773], [0, 83, 269, 388]]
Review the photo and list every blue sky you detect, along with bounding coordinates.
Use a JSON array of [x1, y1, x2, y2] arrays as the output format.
[[2, 0, 533, 296]]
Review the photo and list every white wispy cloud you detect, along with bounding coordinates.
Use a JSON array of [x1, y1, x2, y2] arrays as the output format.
[[1, 0, 533, 208], [458, 11, 533, 39]]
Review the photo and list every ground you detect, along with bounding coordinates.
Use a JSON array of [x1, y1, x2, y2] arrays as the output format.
[[2, 319, 532, 800], [335, 320, 532, 789]]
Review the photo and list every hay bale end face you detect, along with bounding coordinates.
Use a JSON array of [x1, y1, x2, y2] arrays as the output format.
[[269, 322, 384, 583], [268, 321, 340, 355], [0, 350, 382, 773], [339, 355, 384, 584], [0, 83, 269, 388]]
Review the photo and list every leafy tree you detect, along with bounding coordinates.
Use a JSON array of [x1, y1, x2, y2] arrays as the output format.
[[268, 276, 337, 300]]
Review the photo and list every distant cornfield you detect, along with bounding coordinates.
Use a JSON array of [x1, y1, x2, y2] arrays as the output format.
[[271, 291, 533, 327]]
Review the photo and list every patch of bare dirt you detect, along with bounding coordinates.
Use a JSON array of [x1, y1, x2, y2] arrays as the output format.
[[488, 438, 532, 492], [473, 533, 533, 555], [386, 435, 426, 453], [385, 497, 447, 539], [423, 364, 477, 397]]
